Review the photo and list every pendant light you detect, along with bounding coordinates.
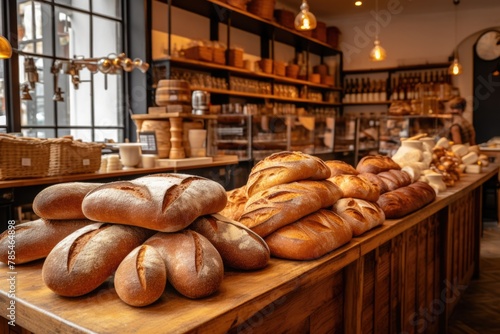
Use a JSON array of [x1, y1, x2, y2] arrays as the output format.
[[448, 0, 462, 75], [369, 0, 386, 61], [294, 0, 317, 31], [0, 36, 12, 59]]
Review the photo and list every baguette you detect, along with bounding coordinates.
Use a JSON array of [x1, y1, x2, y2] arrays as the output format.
[[42, 223, 154, 297], [356, 155, 401, 174], [358, 172, 389, 194], [33, 182, 103, 219], [219, 186, 247, 221], [82, 173, 227, 232], [0, 218, 95, 264], [240, 180, 343, 237], [332, 198, 385, 236], [144, 230, 224, 299], [265, 209, 353, 260], [324, 160, 358, 176], [114, 245, 167, 307], [326, 174, 380, 202], [246, 151, 331, 198], [376, 181, 436, 219], [189, 214, 270, 270], [377, 169, 412, 191]]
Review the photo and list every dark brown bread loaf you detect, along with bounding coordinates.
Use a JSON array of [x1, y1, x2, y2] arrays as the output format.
[[240, 180, 343, 237], [356, 155, 401, 174], [114, 245, 167, 307], [358, 172, 389, 194], [326, 174, 380, 202], [246, 151, 331, 198], [144, 230, 224, 299], [376, 181, 436, 219], [265, 209, 353, 260], [42, 223, 154, 297], [377, 169, 412, 192], [82, 173, 227, 232], [332, 198, 385, 236], [189, 214, 270, 270], [324, 160, 359, 177], [32, 182, 103, 219], [0, 218, 95, 264], [219, 186, 247, 221]]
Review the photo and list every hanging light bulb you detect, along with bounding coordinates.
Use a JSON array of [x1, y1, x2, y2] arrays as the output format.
[[369, 0, 386, 61], [294, 0, 317, 31], [370, 39, 387, 61], [0, 36, 12, 59], [449, 0, 462, 76]]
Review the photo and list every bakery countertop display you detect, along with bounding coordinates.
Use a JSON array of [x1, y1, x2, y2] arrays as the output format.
[[0, 165, 497, 334]]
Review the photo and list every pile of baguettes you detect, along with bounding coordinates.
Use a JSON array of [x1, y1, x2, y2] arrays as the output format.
[[0, 151, 436, 307]]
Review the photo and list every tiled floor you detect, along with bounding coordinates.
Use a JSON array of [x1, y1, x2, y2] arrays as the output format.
[[447, 221, 500, 333]]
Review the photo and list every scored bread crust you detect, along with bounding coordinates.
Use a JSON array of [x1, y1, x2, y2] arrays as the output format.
[[81, 173, 227, 232], [240, 180, 343, 237], [246, 151, 331, 198], [356, 155, 401, 174], [189, 213, 270, 270], [0, 218, 96, 264], [377, 181, 436, 219], [32, 182, 103, 220], [377, 169, 412, 192], [332, 198, 385, 236], [265, 209, 353, 260], [324, 160, 359, 177], [144, 230, 224, 299], [327, 174, 380, 202], [358, 172, 389, 194], [218, 186, 247, 221], [114, 245, 167, 307]]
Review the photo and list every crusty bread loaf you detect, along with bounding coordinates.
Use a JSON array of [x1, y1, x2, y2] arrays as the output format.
[[377, 181, 436, 219], [114, 245, 167, 307], [358, 172, 389, 194], [42, 223, 154, 297], [356, 155, 401, 174], [32, 182, 103, 219], [189, 214, 270, 270], [326, 174, 380, 202], [144, 230, 224, 299], [0, 218, 95, 264], [219, 186, 247, 221], [332, 198, 385, 236], [324, 160, 358, 177], [82, 173, 227, 232], [246, 151, 331, 198], [265, 209, 353, 260], [240, 180, 343, 237], [377, 169, 412, 192]]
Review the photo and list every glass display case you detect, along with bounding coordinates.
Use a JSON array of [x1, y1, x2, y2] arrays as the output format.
[[334, 114, 379, 165], [210, 114, 252, 161]]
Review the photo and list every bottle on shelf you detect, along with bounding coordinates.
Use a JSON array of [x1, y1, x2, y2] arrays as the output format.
[[379, 79, 387, 101]]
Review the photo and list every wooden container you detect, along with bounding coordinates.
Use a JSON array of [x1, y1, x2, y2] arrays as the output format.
[[274, 9, 294, 30], [309, 73, 321, 84], [225, 0, 250, 10], [285, 64, 299, 79], [229, 48, 244, 68], [327, 26, 341, 49], [313, 64, 329, 77], [155, 80, 191, 107], [48, 138, 103, 176], [247, 0, 275, 20], [184, 45, 213, 62], [321, 75, 335, 86], [0, 134, 50, 180], [273, 61, 286, 76], [258, 58, 273, 74], [213, 46, 226, 65], [312, 21, 327, 43]]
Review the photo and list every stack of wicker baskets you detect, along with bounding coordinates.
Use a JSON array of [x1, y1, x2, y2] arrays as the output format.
[[48, 137, 103, 176], [247, 0, 275, 20]]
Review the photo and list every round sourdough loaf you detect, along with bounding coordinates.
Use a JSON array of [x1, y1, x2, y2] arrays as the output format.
[[81, 173, 227, 232], [0, 218, 95, 264], [42, 223, 154, 297], [240, 180, 343, 237], [219, 185, 247, 221], [114, 245, 167, 307], [356, 155, 401, 174], [265, 209, 353, 260], [32, 182, 103, 219], [189, 213, 270, 270], [326, 174, 380, 202], [324, 160, 358, 177], [332, 198, 385, 236], [144, 230, 224, 299], [246, 151, 331, 198]]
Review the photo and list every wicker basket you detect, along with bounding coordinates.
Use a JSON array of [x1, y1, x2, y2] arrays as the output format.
[[213, 46, 226, 65], [247, 0, 275, 20], [0, 134, 51, 180], [184, 46, 213, 62], [312, 21, 327, 43], [225, 0, 250, 10], [274, 9, 294, 30], [273, 61, 286, 76], [286, 64, 299, 79], [258, 58, 273, 74], [48, 138, 103, 176], [229, 48, 244, 68]]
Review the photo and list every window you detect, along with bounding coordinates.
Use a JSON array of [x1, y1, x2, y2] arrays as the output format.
[[3, 0, 126, 142]]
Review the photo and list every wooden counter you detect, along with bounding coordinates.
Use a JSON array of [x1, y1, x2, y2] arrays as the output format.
[[0, 165, 498, 334]]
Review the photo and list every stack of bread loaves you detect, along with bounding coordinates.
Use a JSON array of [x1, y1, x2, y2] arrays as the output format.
[[0, 173, 271, 307]]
